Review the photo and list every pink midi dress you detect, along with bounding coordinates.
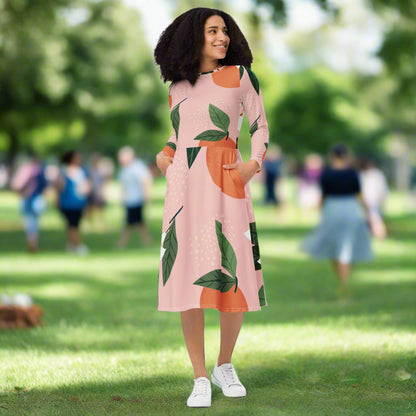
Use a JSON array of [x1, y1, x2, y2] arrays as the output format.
[[158, 65, 269, 312]]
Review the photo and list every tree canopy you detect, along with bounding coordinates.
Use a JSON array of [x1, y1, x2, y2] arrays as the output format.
[[0, 0, 167, 166]]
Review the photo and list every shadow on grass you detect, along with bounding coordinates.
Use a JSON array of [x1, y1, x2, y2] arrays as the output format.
[[0, 352, 415, 416], [0, 252, 415, 354]]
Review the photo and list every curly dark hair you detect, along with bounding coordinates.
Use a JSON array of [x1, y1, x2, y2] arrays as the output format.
[[61, 150, 79, 165], [154, 7, 253, 85]]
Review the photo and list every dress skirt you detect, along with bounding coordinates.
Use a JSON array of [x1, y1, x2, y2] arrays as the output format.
[[301, 196, 373, 263]]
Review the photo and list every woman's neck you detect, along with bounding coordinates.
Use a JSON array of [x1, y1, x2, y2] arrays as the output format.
[[331, 159, 348, 169], [199, 58, 219, 74]]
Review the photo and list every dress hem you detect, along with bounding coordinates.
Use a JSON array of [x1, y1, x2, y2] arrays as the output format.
[[158, 304, 266, 313]]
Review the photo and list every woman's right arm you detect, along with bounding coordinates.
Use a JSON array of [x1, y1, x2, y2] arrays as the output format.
[[156, 85, 176, 177], [156, 136, 175, 177]]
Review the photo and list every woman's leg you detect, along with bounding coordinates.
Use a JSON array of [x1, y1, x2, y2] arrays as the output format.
[[23, 214, 38, 252], [217, 312, 244, 366], [181, 309, 208, 379], [332, 261, 351, 285], [68, 226, 81, 247]]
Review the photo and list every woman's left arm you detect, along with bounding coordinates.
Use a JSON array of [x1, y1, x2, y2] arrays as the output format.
[[223, 66, 269, 185]]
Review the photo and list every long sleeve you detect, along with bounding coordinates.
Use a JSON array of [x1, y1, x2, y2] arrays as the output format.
[[240, 66, 269, 170]]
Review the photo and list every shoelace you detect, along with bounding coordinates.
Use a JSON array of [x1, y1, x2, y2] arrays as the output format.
[[193, 379, 209, 396], [221, 365, 240, 387]]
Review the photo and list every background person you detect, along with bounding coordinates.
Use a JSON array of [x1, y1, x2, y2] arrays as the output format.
[[11, 153, 48, 252], [117, 146, 153, 247], [358, 157, 389, 239], [297, 153, 323, 210], [155, 7, 269, 408], [301, 144, 373, 297], [55, 150, 90, 255], [263, 144, 283, 205]]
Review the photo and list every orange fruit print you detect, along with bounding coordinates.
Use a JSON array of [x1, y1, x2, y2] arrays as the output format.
[[200, 286, 248, 311], [212, 66, 240, 88], [194, 104, 245, 199], [205, 145, 245, 199]]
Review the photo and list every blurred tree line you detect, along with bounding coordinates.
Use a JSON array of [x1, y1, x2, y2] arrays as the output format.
[[253, 0, 416, 186], [0, 0, 167, 167], [1, 0, 415, 188]]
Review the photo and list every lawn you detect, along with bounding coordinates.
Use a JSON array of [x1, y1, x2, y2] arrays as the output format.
[[0, 180, 415, 416]]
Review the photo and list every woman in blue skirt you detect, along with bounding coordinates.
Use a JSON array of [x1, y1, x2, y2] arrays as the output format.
[[301, 144, 373, 294]]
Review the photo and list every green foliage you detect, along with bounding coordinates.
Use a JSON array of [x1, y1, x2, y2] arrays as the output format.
[[253, 0, 416, 144], [0, 0, 166, 163], [269, 72, 383, 159], [253, 0, 335, 23]]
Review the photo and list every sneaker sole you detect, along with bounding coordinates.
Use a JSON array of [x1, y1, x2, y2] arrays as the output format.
[[187, 400, 211, 408], [211, 373, 246, 398]]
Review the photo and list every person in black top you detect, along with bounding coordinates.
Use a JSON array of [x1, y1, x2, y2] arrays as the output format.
[[301, 144, 373, 297]]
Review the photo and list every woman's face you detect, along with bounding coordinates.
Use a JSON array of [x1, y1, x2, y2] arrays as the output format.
[[200, 15, 229, 63], [71, 152, 82, 166]]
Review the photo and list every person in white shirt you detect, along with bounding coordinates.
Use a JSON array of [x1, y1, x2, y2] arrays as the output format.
[[117, 146, 153, 247], [358, 157, 389, 239]]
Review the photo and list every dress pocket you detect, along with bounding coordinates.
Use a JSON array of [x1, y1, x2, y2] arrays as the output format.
[[206, 147, 245, 199], [230, 167, 245, 189]]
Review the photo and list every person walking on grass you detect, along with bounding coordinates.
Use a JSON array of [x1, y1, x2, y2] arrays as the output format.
[[301, 144, 373, 297], [154, 7, 269, 408], [55, 150, 90, 255], [11, 153, 48, 252], [117, 146, 153, 247]]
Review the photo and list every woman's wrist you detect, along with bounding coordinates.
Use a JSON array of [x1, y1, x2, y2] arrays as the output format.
[[248, 160, 260, 173]]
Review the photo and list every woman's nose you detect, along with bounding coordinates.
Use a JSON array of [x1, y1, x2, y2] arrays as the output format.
[[217, 31, 226, 42]]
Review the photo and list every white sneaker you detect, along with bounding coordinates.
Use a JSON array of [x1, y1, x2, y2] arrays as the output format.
[[211, 363, 246, 397], [75, 244, 89, 256], [186, 377, 211, 408]]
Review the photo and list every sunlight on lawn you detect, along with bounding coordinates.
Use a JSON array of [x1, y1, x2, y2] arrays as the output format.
[[0, 182, 415, 415]]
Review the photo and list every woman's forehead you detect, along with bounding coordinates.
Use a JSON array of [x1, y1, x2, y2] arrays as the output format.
[[204, 15, 227, 28]]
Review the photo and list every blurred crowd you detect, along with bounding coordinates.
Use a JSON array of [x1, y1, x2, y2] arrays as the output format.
[[6, 147, 153, 255], [1, 142, 414, 298]]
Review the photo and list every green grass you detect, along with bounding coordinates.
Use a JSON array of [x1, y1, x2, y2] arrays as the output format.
[[0, 180, 415, 416]]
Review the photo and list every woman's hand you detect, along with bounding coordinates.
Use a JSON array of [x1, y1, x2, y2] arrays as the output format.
[[223, 160, 260, 185], [156, 151, 173, 177]]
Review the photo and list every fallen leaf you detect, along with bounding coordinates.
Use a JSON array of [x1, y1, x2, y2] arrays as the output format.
[[111, 396, 122, 401], [396, 369, 412, 381], [70, 397, 79, 402]]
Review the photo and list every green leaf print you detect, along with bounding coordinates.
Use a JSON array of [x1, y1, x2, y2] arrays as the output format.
[[239, 65, 244, 80], [209, 104, 230, 133], [249, 115, 260, 137], [215, 220, 237, 277], [193, 269, 236, 293], [194, 130, 226, 142], [166, 142, 177, 152], [249, 222, 262, 271], [170, 98, 187, 141], [187, 147, 201, 169], [162, 218, 178, 286], [258, 285, 266, 306], [245, 67, 260, 95]]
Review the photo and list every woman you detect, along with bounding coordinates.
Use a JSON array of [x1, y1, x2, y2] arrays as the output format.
[[154, 7, 269, 408], [11, 154, 48, 252], [55, 150, 90, 255], [301, 144, 373, 295]]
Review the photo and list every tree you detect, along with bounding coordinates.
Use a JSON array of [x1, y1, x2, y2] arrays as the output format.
[[0, 0, 167, 169], [268, 70, 383, 160], [0, 0, 73, 165]]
